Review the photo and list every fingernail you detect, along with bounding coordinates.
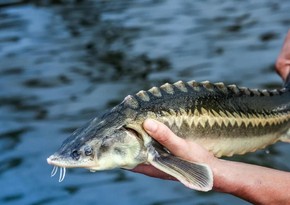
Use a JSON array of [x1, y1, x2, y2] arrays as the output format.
[[143, 119, 158, 132]]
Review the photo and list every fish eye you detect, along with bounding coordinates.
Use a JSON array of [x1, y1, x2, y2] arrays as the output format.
[[71, 150, 80, 160], [84, 146, 93, 156]]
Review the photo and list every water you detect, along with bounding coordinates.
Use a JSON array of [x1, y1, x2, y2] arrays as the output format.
[[1, 1, 290, 204]]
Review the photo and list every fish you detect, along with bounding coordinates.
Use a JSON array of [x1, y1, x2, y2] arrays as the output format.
[[47, 79, 290, 191]]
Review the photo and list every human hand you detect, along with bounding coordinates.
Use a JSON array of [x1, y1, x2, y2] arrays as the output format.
[[131, 119, 217, 181], [276, 30, 290, 81]]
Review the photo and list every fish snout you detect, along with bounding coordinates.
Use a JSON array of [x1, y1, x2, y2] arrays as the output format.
[[47, 154, 67, 167], [47, 155, 58, 165]]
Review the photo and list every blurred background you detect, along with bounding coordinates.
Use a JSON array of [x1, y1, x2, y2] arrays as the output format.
[[0, 0, 290, 204]]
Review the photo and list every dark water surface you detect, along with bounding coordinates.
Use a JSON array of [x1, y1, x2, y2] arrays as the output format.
[[1, 1, 290, 204]]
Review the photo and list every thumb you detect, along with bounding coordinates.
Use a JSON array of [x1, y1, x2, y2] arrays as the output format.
[[143, 119, 215, 163], [143, 119, 189, 157]]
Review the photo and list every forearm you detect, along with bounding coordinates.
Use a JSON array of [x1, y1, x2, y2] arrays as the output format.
[[212, 159, 290, 204]]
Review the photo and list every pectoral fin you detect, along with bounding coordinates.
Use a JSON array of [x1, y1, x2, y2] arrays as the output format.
[[149, 153, 213, 191]]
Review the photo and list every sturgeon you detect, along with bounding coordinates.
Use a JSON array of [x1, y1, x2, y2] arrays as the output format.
[[47, 80, 290, 191]]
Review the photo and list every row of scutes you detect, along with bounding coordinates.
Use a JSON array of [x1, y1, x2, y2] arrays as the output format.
[[123, 80, 285, 109]]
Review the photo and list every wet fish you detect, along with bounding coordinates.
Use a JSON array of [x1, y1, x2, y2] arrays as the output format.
[[47, 80, 290, 191]]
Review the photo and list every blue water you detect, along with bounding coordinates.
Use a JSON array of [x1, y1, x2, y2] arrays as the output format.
[[1, 1, 290, 204]]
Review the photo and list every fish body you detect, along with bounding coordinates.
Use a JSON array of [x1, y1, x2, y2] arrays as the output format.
[[47, 80, 290, 191]]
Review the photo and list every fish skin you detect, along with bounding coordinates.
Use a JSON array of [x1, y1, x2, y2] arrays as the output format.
[[122, 81, 290, 157], [47, 80, 290, 191]]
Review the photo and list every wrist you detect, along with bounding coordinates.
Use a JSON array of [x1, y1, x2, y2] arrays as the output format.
[[209, 159, 240, 194]]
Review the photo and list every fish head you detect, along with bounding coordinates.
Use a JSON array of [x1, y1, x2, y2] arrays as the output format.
[[47, 115, 147, 171]]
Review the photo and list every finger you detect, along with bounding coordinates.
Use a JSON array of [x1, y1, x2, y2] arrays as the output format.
[[143, 119, 215, 163], [143, 119, 189, 157]]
